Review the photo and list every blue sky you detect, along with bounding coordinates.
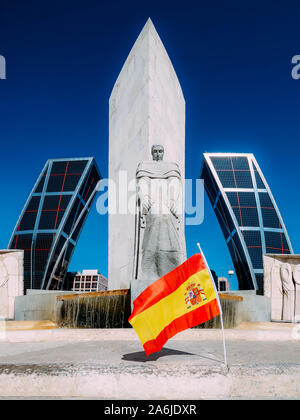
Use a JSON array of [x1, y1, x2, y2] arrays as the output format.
[[0, 0, 299, 289]]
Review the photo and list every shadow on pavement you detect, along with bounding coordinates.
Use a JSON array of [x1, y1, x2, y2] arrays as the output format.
[[122, 347, 196, 362]]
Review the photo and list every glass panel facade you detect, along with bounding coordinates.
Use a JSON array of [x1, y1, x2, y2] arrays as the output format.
[[211, 156, 253, 189], [253, 164, 265, 189], [63, 198, 81, 235], [71, 209, 88, 242], [265, 231, 290, 254], [18, 196, 41, 231], [226, 234, 253, 289], [259, 192, 281, 228], [243, 230, 262, 269], [33, 233, 54, 288], [227, 192, 259, 227], [80, 165, 100, 203], [46, 160, 88, 193], [8, 158, 101, 292], [201, 154, 292, 295], [38, 195, 71, 230]]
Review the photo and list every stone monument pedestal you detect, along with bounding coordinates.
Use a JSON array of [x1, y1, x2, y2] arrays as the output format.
[[264, 254, 300, 322], [0, 250, 24, 320]]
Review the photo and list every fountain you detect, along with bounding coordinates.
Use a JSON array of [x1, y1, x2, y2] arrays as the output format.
[[56, 290, 243, 329], [57, 289, 131, 328]]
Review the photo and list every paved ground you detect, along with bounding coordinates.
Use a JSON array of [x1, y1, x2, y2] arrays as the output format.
[[0, 322, 299, 399]]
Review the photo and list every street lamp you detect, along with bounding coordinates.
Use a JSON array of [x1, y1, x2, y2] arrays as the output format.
[[228, 270, 234, 290]]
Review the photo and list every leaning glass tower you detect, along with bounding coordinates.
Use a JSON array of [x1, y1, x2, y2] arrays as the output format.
[[201, 153, 293, 294], [9, 158, 101, 292]]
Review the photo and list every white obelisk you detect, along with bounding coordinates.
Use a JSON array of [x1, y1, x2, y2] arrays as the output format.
[[108, 18, 185, 290]]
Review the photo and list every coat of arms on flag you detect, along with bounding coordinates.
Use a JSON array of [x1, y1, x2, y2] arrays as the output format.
[[184, 282, 207, 309]]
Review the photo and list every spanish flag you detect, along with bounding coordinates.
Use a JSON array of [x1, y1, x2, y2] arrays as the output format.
[[129, 253, 220, 356]]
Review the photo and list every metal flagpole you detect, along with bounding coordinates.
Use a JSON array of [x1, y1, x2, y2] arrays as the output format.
[[197, 243, 228, 369]]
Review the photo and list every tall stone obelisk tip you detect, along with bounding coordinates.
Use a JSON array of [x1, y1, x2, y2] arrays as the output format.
[[140, 17, 158, 35], [146, 17, 154, 26]]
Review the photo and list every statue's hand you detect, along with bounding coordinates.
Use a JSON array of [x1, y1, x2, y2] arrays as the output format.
[[141, 198, 152, 215], [168, 199, 178, 218]]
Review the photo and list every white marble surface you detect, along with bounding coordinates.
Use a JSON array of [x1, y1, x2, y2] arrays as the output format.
[[108, 19, 185, 290], [264, 254, 300, 322], [0, 250, 23, 319]]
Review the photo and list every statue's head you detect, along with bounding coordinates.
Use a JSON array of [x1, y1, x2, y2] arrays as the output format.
[[151, 144, 164, 161]]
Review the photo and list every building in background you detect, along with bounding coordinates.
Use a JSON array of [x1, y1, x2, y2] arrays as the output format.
[[8, 158, 101, 292], [201, 153, 293, 294], [217, 277, 230, 292], [211, 270, 230, 291], [70, 269, 108, 292]]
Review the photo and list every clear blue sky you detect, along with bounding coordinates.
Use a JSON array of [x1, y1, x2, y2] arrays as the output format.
[[1, 0, 299, 290]]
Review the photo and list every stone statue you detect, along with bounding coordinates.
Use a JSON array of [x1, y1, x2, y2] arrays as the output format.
[[131, 145, 186, 304], [281, 263, 295, 321], [269, 264, 283, 321], [264, 254, 300, 322], [293, 265, 300, 320]]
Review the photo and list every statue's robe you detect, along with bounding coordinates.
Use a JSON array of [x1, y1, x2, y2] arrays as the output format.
[[132, 160, 185, 303]]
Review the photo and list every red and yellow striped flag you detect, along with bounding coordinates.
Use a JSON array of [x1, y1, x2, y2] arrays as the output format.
[[129, 253, 220, 356]]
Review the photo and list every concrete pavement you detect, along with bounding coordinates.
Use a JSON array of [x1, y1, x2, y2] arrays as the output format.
[[0, 322, 299, 399]]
